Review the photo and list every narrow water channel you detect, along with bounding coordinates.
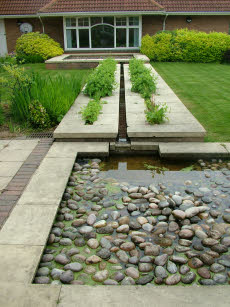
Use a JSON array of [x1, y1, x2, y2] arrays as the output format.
[[118, 64, 128, 142]]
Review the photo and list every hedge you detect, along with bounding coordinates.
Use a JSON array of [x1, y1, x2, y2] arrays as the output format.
[[141, 29, 230, 63], [16, 32, 64, 62]]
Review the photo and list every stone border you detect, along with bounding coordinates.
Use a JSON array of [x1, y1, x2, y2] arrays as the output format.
[[54, 65, 120, 140], [46, 53, 149, 64], [0, 141, 229, 306], [124, 63, 206, 141]]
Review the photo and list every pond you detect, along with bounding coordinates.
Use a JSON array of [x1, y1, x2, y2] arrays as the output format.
[[34, 157, 230, 286]]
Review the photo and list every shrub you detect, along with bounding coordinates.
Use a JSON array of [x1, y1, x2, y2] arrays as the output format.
[[16, 32, 63, 62], [84, 58, 117, 99], [145, 99, 168, 125], [16, 54, 44, 64], [3, 63, 83, 125], [141, 29, 230, 63], [81, 99, 102, 124], [29, 100, 50, 129], [0, 104, 4, 125], [222, 49, 230, 63], [129, 58, 156, 99]]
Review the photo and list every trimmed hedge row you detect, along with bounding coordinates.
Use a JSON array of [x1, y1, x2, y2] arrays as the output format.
[[141, 29, 230, 63]]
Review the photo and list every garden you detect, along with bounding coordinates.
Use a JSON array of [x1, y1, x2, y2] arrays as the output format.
[[0, 32, 89, 137], [141, 29, 230, 142]]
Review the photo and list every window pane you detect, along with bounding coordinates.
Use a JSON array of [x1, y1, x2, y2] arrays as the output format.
[[103, 17, 114, 25], [66, 29, 77, 48], [116, 29, 126, 48], [78, 18, 89, 27], [91, 25, 114, 48], [129, 28, 139, 47], [79, 29, 89, 48], [116, 17, 126, 26], [91, 17, 102, 26], [66, 18, 76, 27], [129, 17, 139, 26]]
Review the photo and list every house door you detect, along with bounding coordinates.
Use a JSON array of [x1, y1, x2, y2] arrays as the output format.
[[0, 19, 8, 56]]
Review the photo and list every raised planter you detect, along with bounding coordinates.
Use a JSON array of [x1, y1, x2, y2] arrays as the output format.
[[54, 64, 120, 141], [124, 63, 206, 142]]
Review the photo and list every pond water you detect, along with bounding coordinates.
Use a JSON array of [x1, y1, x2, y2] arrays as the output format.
[[34, 157, 230, 286]]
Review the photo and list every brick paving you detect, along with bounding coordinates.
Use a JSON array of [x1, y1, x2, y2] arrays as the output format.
[[0, 138, 53, 229]]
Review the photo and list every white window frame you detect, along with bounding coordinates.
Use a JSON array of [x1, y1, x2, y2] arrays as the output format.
[[63, 15, 142, 51]]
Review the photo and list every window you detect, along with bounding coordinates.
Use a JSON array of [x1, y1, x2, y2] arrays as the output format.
[[65, 16, 140, 49], [66, 29, 77, 48], [79, 29, 89, 48], [78, 18, 89, 27]]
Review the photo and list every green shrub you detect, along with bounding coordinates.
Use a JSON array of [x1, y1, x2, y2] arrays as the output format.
[[141, 29, 230, 63], [16, 54, 44, 64], [81, 99, 102, 124], [3, 63, 83, 125], [29, 100, 50, 129], [16, 32, 63, 62], [0, 104, 4, 125], [129, 58, 156, 99], [84, 58, 117, 99], [145, 99, 168, 125]]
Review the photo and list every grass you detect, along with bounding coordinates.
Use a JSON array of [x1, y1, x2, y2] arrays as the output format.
[[0, 63, 89, 135], [151, 62, 230, 142]]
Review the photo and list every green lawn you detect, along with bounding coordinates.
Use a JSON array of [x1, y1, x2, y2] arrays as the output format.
[[151, 62, 230, 142], [0, 63, 89, 136]]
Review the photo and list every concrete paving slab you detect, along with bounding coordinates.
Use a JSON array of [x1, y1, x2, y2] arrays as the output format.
[[17, 157, 75, 206], [0, 205, 58, 245], [0, 140, 11, 151], [0, 161, 23, 177], [0, 245, 43, 283], [47, 142, 109, 158], [0, 149, 34, 162], [59, 285, 229, 307], [54, 65, 120, 140], [131, 141, 159, 151], [124, 64, 206, 140], [0, 283, 60, 307], [159, 142, 229, 159], [0, 176, 12, 190], [6, 140, 39, 150]]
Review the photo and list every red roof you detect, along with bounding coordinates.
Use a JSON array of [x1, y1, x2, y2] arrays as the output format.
[[157, 0, 230, 12], [0, 0, 50, 15], [0, 0, 230, 15], [40, 0, 164, 13]]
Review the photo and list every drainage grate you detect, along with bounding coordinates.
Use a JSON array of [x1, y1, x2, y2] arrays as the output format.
[[26, 132, 53, 139]]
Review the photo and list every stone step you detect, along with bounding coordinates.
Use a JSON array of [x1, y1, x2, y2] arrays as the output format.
[[159, 142, 230, 159]]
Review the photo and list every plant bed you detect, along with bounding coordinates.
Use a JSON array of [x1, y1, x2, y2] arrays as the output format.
[[124, 63, 206, 142], [34, 157, 230, 286], [53, 64, 120, 141]]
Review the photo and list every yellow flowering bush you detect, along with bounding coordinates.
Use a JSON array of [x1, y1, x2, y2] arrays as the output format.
[[16, 32, 63, 61], [141, 29, 230, 63]]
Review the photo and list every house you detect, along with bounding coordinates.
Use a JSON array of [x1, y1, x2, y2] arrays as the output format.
[[0, 0, 230, 56]]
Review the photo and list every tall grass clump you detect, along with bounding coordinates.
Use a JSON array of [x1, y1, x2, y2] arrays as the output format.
[[2, 64, 83, 128], [0, 104, 4, 125]]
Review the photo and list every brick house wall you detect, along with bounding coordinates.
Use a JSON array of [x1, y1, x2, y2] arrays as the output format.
[[5, 17, 63, 53], [142, 15, 230, 36]]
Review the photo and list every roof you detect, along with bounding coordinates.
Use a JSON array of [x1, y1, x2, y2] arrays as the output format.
[[0, 0, 50, 15], [157, 0, 230, 12], [40, 0, 164, 13], [0, 0, 230, 16]]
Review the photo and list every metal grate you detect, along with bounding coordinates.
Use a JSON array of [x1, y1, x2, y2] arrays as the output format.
[[26, 132, 53, 139]]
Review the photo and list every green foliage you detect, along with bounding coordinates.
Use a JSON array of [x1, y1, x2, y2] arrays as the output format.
[[0, 104, 4, 125], [3, 63, 83, 125], [84, 58, 117, 99], [16, 54, 44, 64], [145, 99, 168, 125], [129, 58, 156, 99], [16, 32, 64, 62], [141, 29, 230, 63], [29, 100, 50, 129], [81, 99, 102, 124]]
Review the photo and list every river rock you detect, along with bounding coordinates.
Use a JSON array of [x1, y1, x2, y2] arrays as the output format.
[[165, 274, 181, 285]]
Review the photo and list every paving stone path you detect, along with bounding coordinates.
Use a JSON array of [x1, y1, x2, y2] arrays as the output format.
[[0, 139, 53, 228]]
